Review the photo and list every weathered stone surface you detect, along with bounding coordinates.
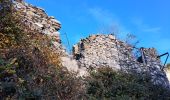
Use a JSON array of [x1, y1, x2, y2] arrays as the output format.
[[12, 0, 170, 87], [12, 0, 88, 76], [12, 0, 66, 53], [73, 34, 170, 88], [165, 69, 170, 84], [13, 1, 61, 38], [61, 56, 88, 76]]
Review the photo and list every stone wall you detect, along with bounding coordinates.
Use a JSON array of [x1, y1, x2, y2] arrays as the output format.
[[11, 0, 87, 75], [12, 0, 170, 87], [12, 0, 68, 55], [73, 34, 120, 70], [13, 0, 61, 38], [73, 34, 170, 88], [165, 68, 170, 83]]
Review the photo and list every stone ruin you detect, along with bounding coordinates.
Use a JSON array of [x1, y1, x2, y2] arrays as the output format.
[[13, 1, 61, 36], [73, 34, 170, 88], [9, 0, 170, 88], [12, 0, 67, 56], [11, 0, 83, 74]]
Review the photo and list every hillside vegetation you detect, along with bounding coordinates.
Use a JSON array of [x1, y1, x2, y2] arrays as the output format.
[[0, 0, 170, 100]]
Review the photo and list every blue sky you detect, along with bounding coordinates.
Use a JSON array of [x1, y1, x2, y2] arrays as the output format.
[[26, 0, 170, 63]]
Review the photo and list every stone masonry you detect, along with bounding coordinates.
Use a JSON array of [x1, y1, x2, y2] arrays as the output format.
[[12, 0, 83, 74], [73, 34, 170, 88], [12, 0, 67, 56], [12, 0, 170, 87], [13, 1, 61, 38]]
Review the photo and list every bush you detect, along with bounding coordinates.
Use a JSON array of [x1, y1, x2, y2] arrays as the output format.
[[0, 1, 85, 99], [85, 67, 170, 100], [1, 1, 170, 100]]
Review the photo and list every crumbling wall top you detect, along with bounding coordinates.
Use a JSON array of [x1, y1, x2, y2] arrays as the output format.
[[73, 34, 169, 87]]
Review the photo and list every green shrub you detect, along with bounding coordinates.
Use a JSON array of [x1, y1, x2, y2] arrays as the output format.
[[1, 1, 170, 100], [86, 67, 170, 100]]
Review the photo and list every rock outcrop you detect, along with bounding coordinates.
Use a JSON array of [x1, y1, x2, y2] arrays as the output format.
[[73, 34, 170, 88]]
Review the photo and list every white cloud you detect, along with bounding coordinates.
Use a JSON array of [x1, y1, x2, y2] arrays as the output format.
[[132, 18, 161, 33], [89, 7, 116, 25], [143, 27, 161, 33], [88, 7, 130, 38]]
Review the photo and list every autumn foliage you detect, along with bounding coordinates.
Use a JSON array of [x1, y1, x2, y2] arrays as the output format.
[[0, 0, 84, 99], [1, 0, 170, 100]]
